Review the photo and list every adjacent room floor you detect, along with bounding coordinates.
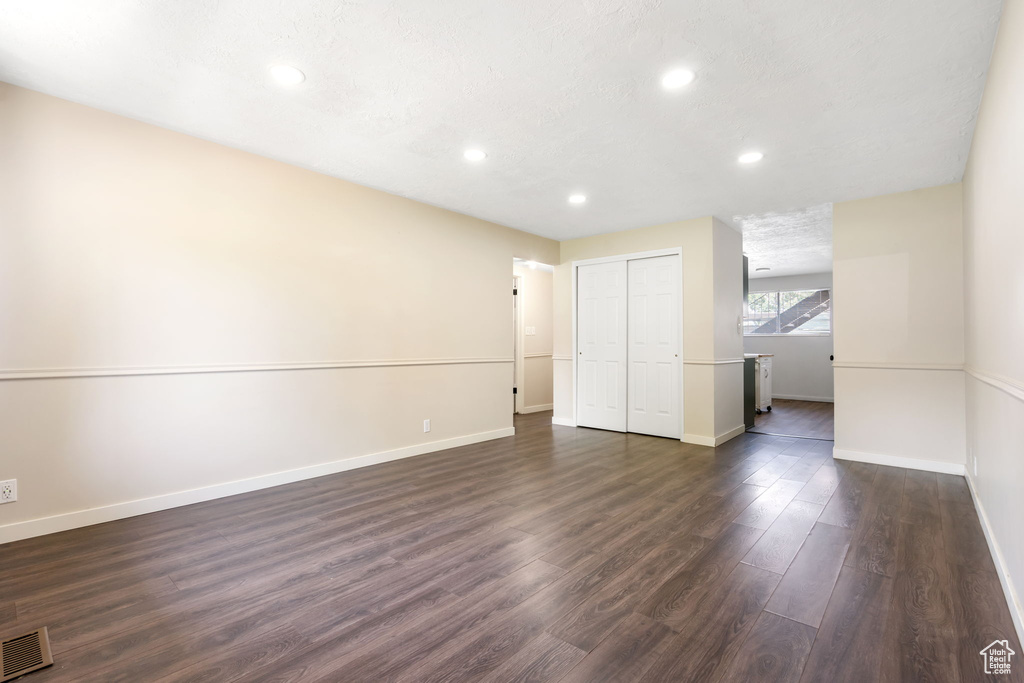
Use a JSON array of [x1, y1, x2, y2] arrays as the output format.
[[749, 398, 835, 441], [1, 411, 1017, 682]]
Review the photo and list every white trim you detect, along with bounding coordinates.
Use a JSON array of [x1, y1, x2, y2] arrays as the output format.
[[552, 355, 573, 362], [716, 424, 747, 445], [965, 473, 1024, 645], [683, 424, 746, 447], [569, 247, 684, 268], [683, 358, 745, 365], [832, 447, 965, 475], [772, 394, 835, 403], [0, 357, 514, 381], [555, 422, 744, 446], [513, 258, 554, 273], [572, 261, 578, 429], [519, 403, 553, 414], [572, 248, 685, 440], [832, 361, 964, 371], [514, 274, 525, 414], [965, 366, 1024, 404], [0, 426, 515, 545], [524, 353, 553, 359]]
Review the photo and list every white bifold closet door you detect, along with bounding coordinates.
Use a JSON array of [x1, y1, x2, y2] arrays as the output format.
[[577, 260, 628, 432], [627, 256, 680, 438], [577, 255, 680, 438]]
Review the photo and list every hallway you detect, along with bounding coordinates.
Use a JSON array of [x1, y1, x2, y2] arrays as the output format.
[[750, 399, 835, 441]]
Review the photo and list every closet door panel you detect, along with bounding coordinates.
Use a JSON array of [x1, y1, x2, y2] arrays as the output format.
[[576, 261, 628, 431], [627, 256, 681, 438]]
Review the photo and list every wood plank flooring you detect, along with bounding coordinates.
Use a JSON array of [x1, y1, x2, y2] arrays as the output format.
[[1, 411, 1019, 682], [750, 398, 835, 440]]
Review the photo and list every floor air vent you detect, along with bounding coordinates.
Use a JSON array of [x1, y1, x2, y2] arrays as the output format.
[[1, 628, 53, 682]]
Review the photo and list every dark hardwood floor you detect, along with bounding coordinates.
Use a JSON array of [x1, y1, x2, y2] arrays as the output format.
[[1, 411, 1019, 682], [750, 398, 835, 440]]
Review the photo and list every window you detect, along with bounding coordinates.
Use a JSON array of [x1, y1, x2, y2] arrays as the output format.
[[744, 289, 831, 335]]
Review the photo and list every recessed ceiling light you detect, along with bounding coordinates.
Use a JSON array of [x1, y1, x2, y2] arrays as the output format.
[[463, 149, 487, 162], [661, 68, 696, 90], [568, 194, 587, 205], [738, 151, 764, 164], [270, 65, 305, 86], [755, 267, 771, 272]]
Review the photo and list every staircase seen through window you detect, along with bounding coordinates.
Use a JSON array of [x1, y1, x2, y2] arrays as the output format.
[[744, 289, 831, 335]]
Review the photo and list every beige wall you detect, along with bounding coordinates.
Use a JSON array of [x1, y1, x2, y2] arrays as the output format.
[[832, 183, 966, 470], [0, 83, 557, 541], [513, 263, 553, 411], [962, 0, 1024, 641], [552, 216, 745, 444], [834, 184, 965, 367]]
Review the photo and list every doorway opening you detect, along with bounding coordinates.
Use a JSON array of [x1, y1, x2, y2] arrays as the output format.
[[739, 204, 835, 440], [512, 258, 554, 416]]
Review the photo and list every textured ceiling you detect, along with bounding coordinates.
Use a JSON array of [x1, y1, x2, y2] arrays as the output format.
[[738, 204, 833, 278], [0, 0, 1002, 241]]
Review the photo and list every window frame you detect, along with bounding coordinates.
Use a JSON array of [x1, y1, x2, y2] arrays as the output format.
[[743, 287, 832, 337]]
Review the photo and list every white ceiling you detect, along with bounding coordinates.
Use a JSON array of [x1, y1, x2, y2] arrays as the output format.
[[0, 0, 1002, 241], [738, 204, 833, 279]]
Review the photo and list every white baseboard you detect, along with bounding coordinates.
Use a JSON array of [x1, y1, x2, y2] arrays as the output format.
[[518, 403, 553, 414], [832, 447, 965, 475], [551, 417, 576, 427], [772, 394, 834, 403], [683, 425, 747, 447], [965, 473, 1024, 645], [715, 424, 747, 445], [0, 426, 516, 545]]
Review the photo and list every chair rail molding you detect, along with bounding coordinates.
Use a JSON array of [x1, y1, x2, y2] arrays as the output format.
[[832, 361, 964, 371], [0, 357, 514, 381], [683, 358, 745, 365], [965, 365, 1024, 403]]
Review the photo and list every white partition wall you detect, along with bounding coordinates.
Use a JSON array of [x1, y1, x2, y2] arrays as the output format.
[[962, 0, 1024, 641], [832, 183, 966, 473]]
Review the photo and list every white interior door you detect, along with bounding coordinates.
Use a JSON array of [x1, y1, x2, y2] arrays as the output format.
[[576, 261, 627, 431], [627, 256, 681, 438]]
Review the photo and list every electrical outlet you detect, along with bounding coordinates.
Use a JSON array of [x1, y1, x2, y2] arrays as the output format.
[[0, 479, 16, 504], [423, 419, 431, 433]]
